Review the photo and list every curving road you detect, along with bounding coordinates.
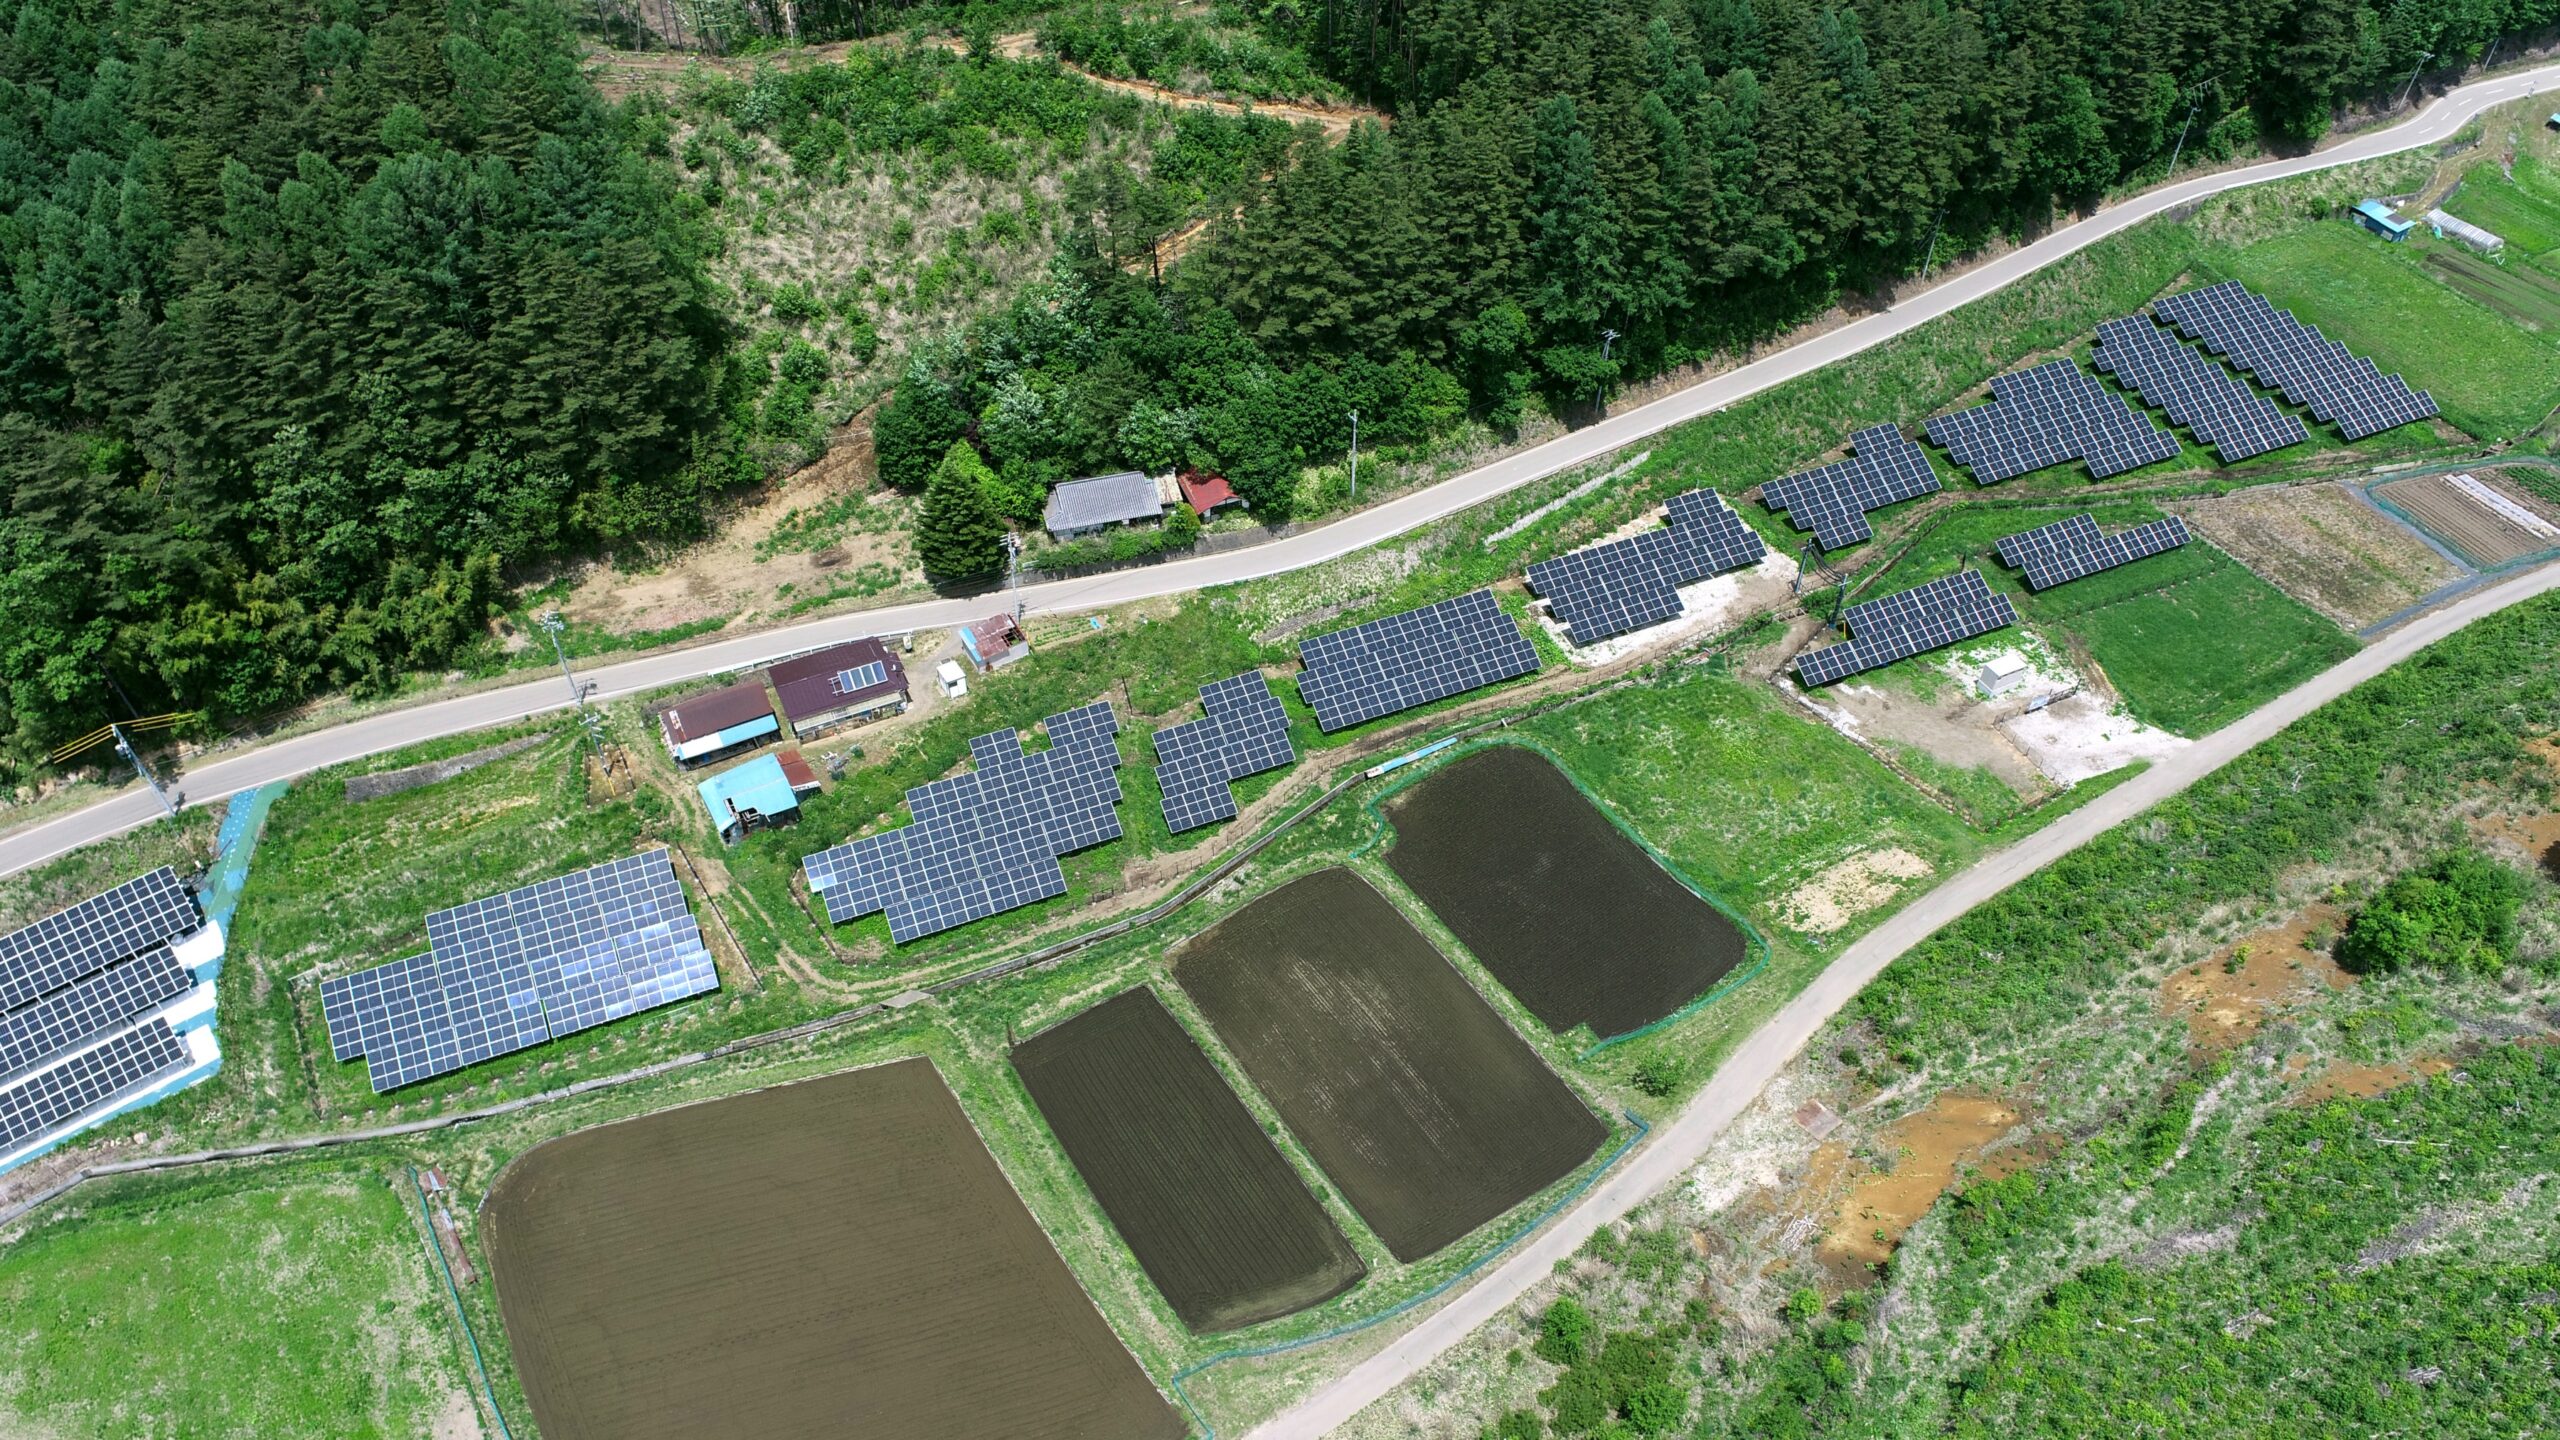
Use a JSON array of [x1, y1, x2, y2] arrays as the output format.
[[1246, 554, 2560, 1440], [6, 63, 2556, 882]]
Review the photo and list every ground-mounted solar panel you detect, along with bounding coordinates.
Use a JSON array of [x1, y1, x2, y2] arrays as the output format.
[[1924, 361, 2182, 484], [0, 945, 191, 1084], [2151, 281, 2437, 442], [802, 703, 1128, 943], [0, 868, 201, 1013], [1153, 673, 1297, 833], [2090, 315, 2309, 463], [1294, 591, 1540, 732], [1759, 426, 1940, 552], [318, 850, 718, 1093], [0, 1018, 191, 1152], [1792, 571, 2019, 687], [2019, 516, 2192, 589], [1993, 513, 2106, 570], [1524, 488, 1769, 646]]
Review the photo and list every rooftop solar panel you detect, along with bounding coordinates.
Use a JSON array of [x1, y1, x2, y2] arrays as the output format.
[[1759, 426, 1940, 551], [1924, 360, 2181, 484], [1153, 673, 1297, 833], [0, 945, 192, 1085], [317, 850, 718, 1093], [801, 703, 1128, 942], [0, 1018, 191, 1152], [1294, 591, 1540, 732], [0, 868, 201, 1012], [2150, 281, 2437, 442], [1524, 488, 1769, 645], [1793, 571, 2019, 687]]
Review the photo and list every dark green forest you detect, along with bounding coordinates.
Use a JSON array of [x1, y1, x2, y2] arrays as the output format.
[[1, 0, 2546, 776]]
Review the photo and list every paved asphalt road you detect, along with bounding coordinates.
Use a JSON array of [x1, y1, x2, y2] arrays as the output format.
[[1246, 553, 2560, 1440], [5, 63, 2556, 884]]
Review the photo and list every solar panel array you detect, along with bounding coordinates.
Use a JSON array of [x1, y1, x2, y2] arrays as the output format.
[[319, 850, 717, 1092], [1524, 489, 1769, 645], [1153, 673, 1296, 833], [1925, 360, 2182, 482], [1758, 426, 1941, 551], [835, 661, 888, 693], [802, 703, 1127, 942], [2090, 316, 2308, 462], [1993, 513, 2105, 571], [1, 1019, 189, 1151], [2022, 516, 2192, 589], [2152, 281, 2438, 440], [1295, 590, 1541, 732], [0, 946, 190, 1082], [1794, 571, 2020, 686], [0, 868, 199, 1012]]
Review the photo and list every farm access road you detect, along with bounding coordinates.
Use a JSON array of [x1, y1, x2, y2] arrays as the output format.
[[6, 60, 2558, 882], [1248, 557, 2560, 1438]]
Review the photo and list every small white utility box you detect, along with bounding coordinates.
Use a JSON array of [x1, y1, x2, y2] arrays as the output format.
[[937, 660, 969, 699], [1977, 653, 2031, 698]]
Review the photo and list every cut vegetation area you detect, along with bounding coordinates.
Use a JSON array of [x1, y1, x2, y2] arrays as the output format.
[[1381, 744, 1752, 1042], [481, 1059, 1185, 1440], [1013, 986, 1365, 1333], [2172, 482, 2461, 626], [1174, 869, 1608, 1263]]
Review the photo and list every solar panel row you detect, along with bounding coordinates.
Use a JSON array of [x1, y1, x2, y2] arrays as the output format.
[[2024, 517, 2192, 589], [0, 1019, 189, 1151], [1295, 590, 1541, 732], [0, 867, 199, 1012], [2090, 315, 2308, 463], [2152, 281, 2438, 440], [1793, 571, 2020, 686], [801, 703, 1127, 942], [1992, 513, 2105, 570], [1925, 360, 2182, 483], [1524, 489, 1769, 646], [0, 945, 190, 1084], [1758, 425, 1941, 551], [1153, 673, 1297, 833], [318, 850, 718, 1092]]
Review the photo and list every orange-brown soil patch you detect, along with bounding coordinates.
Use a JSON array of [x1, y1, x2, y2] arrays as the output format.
[[1799, 1093, 2045, 1289], [2291, 1054, 2455, 1106], [2159, 903, 2353, 1054]]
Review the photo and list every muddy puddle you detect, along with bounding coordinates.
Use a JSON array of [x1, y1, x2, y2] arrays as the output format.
[[1795, 1093, 2047, 1289], [2159, 903, 2353, 1054]]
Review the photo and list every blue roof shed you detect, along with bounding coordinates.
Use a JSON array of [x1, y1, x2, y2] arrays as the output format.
[[2351, 199, 2413, 241], [697, 753, 801, 843]]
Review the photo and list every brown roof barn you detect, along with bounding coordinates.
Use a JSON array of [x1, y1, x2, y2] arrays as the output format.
[[768, 637, 909, 737], [659, 679, 780, 764]]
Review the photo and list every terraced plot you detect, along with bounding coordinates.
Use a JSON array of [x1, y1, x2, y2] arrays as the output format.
[[1174, 868, 1605, 1263], [1383, 744, 1749, 1040], [482, 1059, 1184, 1440], [1015, 986, 1365, 1333]]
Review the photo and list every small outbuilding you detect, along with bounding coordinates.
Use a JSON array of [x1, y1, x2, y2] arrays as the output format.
[[2427, 207, 2504, 253], [1044, 470, 1165, 539], [960, 613, 1029, 671], [767, 637, 909, 739], [1177, 469, 1245, 518], [659, 679, 780, 766], [697, 752, 802, 844], [2351, 199, 2413, 242], [1977, 653, 2031, 699]]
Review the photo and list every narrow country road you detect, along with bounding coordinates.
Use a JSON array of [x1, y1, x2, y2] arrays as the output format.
[[6, 62, 2557, 880], [1246, 556, 2560, 1439]]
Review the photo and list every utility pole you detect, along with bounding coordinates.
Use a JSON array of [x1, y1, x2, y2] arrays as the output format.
[[1005, 533, 1024, 621], [1596, 328, 1620, 410], [112, 724, 178, 821], [1347, 410, 1359, 502], [1919, 209, 1945, 281], [540, 611, 608, 767], [2400, 52, 2436, 109]]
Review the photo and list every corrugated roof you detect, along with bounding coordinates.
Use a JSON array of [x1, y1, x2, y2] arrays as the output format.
[[1044, 471, 1163, 533], [768, 637, 906, 722], [1179, 470, 1239, 514], [697, 753, 800, 832], [661, 680, 775, 745]]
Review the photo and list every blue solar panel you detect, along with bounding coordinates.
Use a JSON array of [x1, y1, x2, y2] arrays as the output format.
[[1153, 673, 1297, 833], [2152, 282, 2437, 440], [1296, 591, 1540, 732], [0, 945, 191, 1084], [1525, 488, 1768, 645], [0, 1019, 190, 1151], [1925, 360, 2182, 482], [1758, 425, 1941, 551], [0, 868, 200, 1012], [1794, 571, 2019, 686]]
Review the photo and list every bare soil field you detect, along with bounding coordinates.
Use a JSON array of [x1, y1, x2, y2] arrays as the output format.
[[2158, 902, 2354, 1058], [1800, 1092, 2046, 1291], [1013, 986, 1366, 1333], [2374, 471, 2559, 567], [1380, 745, 1749, 1040], [480, 1059, 1184, 1440], [1174, 868, 1606, 1263], [2173, 482, 2462, 625]]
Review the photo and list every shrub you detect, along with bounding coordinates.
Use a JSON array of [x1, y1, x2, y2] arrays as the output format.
[[2336, 850, 2529, 976], [1630, 1053, 1686, 1098], [1535, 1296, 1593, 1365]]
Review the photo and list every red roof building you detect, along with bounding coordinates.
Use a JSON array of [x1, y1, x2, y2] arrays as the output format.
[[777, 749, 823, 794], [766, 637, 910, 738], [1178, 469, 1242, 516], [660, 679, 781, 764]]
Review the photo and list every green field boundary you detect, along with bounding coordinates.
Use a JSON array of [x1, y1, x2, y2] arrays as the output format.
[[409, 1167, 517, 1440], [1165, 1107, 1652, 1440], [1346, 734, 1774, 1057]]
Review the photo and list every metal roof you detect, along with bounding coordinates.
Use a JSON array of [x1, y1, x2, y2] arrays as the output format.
[[697, 754, 801, 832], [1044, 471, 1163, 534], [767, 637, 906, 722], [661, 680, 777, 746]]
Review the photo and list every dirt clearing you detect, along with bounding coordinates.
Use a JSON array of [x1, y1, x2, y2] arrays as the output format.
[[1802, 1092, 2043, 1289], [480, 1059, 1184, 1440], [2159, 903, 2354, 1054], [2174, 481, 2462, 625], [1777, 847, 1936, 935]]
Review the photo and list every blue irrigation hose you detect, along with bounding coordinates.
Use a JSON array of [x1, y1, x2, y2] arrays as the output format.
[[409, 1167, 516, 1440], [1166, 1107, 1651, 1439]]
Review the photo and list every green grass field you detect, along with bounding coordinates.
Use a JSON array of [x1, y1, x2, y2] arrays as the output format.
[[2214, 223, 2560, 440], [2446, 165, 2560, 254], [0, 1165, 475, 1440]]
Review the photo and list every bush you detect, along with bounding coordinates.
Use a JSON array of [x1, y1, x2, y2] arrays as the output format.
[[1630, 1053, 1686, 1098], [1535, 1297, 1593, 1365], [2336, 850, 2529, 977]]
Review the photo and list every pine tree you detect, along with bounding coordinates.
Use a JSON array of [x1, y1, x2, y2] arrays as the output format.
[[914, 441, 1008, 584]]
